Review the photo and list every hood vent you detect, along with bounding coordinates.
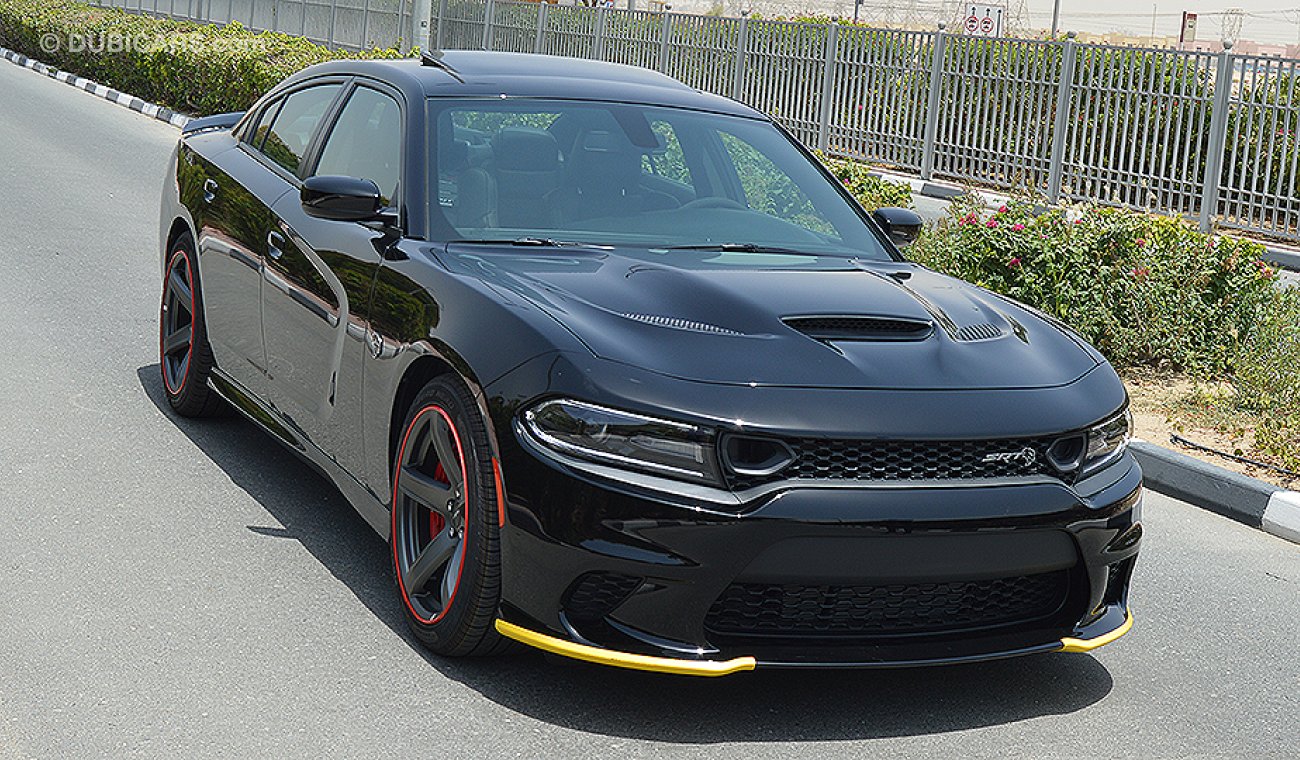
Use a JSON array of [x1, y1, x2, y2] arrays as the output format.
[[951, 323, 1005, 342], [620, 313, 742, 335], [784, 315, 934, 342]]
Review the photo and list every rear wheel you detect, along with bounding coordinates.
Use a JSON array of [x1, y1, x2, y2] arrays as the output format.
[[391, 375, 509, 656], [160, 232, 221, 417]]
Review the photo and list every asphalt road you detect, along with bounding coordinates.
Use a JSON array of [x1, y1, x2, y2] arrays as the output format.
[[1, 60, 1298, 760]]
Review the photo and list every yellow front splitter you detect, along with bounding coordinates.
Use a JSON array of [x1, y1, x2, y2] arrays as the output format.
[[494, 619, 756, 677], [1058, 611, 1134, 653]]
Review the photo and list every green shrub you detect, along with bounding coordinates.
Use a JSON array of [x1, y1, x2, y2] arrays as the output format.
[[1232, 287, 1300, 469], [0, 0, 403, 114], [817, 153, 913, 211], [910, 197, 1278, 374]]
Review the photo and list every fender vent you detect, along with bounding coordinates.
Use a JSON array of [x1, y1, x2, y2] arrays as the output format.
[[621, 313, 742, 335], [951, 323, 1004, 342], [784, 315, 933, 341]]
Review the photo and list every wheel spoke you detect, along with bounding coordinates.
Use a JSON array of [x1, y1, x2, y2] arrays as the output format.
[[163, 324, 191, 356], [430, 415, 463, 491], [168, 269, 192, 310], [441, 539, 465, 603], [399, 465, 452, 514], [404, 531, 458, 594]]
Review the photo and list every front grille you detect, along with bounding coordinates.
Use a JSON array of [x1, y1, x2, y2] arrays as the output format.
[[705, 571, 1070, 639], [727, 436, 1060, 489], [562, 572, 642, 622]]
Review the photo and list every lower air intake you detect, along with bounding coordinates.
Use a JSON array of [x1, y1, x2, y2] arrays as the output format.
[[705, 571, 1070, 638]]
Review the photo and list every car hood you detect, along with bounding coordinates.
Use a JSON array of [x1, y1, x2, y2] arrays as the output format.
[[444, 245, 1099, 390]]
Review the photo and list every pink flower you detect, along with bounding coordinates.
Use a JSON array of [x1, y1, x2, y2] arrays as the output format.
[[1131, 266, 1150, 280], [1011, 223, 1025, 232], [1136, 238, 1146, 247], [997, 205, 1009, 214], [986, 218, 999, 228], [842, 177, 850, 185], [1008, 257, 1022, 268], [1073, 218, 1084, 225]]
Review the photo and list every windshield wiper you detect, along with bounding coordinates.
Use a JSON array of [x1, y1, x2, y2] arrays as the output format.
[[452, 237, 571, 247], [663, 242, 820, 255]]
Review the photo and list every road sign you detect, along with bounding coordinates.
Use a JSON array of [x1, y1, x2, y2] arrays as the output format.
[[964, 4, 1005, 38]]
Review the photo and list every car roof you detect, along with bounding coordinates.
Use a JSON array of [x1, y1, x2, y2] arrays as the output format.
[[291, 52, 766, 119]]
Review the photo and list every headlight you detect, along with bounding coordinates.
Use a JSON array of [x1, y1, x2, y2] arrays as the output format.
[[1081, 407, 1132, 476], [522, 399, 723, 486]]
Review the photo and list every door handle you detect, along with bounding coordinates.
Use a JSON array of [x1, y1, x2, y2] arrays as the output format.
[[267, 231, 285, 260], [203, 178, 218, 203]]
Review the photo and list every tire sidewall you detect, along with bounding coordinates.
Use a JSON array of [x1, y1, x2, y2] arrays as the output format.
[[392, 377, 499, 650], [160, 232, 202, 407]]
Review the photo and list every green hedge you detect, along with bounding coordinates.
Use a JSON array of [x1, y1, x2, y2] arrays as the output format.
[[910, 197, 1278, 375], [0, 0, 403, 115]]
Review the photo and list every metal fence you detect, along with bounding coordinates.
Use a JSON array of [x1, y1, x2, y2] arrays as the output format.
[[100, 0, 1300, 242]]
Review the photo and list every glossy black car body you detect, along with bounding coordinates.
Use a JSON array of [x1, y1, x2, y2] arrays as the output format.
[[159, 52, 1141, 673]]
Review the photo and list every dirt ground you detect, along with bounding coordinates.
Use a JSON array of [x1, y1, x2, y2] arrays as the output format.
[[1123, 371, 1299, 491]]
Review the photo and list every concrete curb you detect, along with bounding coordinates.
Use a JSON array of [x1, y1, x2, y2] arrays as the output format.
[[1131, 441, 1300, 545], [0, 46, 190, 129]]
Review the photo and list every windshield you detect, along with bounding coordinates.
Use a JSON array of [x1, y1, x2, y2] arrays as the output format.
[[427, 99, 892, 260]]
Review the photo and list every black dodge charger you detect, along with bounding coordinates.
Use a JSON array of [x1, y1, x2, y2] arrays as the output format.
[[158, 51, 1141, 675]]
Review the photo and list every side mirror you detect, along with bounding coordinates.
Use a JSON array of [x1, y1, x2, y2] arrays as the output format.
[[301, 175, 383, 222], [872, 207, 924, 247]]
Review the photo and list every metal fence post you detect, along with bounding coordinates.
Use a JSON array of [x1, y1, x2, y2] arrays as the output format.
[[919, 24, 947, 181], [593, 7, 607, 60], [732, 13, 749, 101], [435, 0, 446, 50], [657, 10, 671, 72], [1047, 32, 1078, 203], [361, 0, 371, 48], [1199, 41, 1235, 233], [816, 22, 839, 152], [327, 0, 338, 50], [534, 1, 547, 53], [481, 0, 494, 51], [412, 0, 432, 51]]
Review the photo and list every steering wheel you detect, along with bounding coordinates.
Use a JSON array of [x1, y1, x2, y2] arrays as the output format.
[[680, 196, 747, 211]]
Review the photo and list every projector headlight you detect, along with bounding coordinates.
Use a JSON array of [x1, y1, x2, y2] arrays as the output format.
[[1081, 407, 1133, 476], [522, 399, 723, 486]]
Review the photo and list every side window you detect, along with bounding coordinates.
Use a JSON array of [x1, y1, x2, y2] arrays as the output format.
[[717, 131, 836, 237], [242, 99, 280, 149], [314, 87, 402, 205], [257, 84, 342, 175]]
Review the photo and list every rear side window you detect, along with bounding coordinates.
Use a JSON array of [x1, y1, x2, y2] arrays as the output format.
[[257, 84, 342, 175], [314, 86, 402, 205]]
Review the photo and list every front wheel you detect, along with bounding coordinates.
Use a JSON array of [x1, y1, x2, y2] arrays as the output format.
[[391, 375, 510, 656], [160, 232, 221, 417]]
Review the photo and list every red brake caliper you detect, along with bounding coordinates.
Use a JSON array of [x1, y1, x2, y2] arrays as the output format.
[[428, 462, 449, 536]]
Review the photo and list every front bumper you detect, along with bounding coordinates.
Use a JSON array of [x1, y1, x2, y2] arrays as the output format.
[[495, 428, 1144, 673]]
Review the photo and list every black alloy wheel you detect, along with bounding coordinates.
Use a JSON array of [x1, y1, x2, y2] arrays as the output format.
[[159, 232, 221, 417], [391, 376, 510, 656]]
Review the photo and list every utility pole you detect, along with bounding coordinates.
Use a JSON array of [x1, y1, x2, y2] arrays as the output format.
[[1151, 4, 1157, 39], [1051, 0, 1061, 37], [854, 0, 862, 25]]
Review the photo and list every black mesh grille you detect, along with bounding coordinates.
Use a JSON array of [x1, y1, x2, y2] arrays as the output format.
[[562, 572, 643, 622], [728, 436, 1060, 489], [705, 571, 1070, 639], [784, 316, 933, 341]]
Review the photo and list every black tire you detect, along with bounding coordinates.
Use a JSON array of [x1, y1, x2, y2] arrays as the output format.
[[159, 231, 222, 417], [391, 374, 510, 656]]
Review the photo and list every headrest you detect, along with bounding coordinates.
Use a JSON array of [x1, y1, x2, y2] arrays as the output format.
[[493, 127, 561, 172]]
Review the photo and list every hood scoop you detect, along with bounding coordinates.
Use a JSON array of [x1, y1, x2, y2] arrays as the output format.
[[620, 312, 743, 336], [784, 315, 934, 342]]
